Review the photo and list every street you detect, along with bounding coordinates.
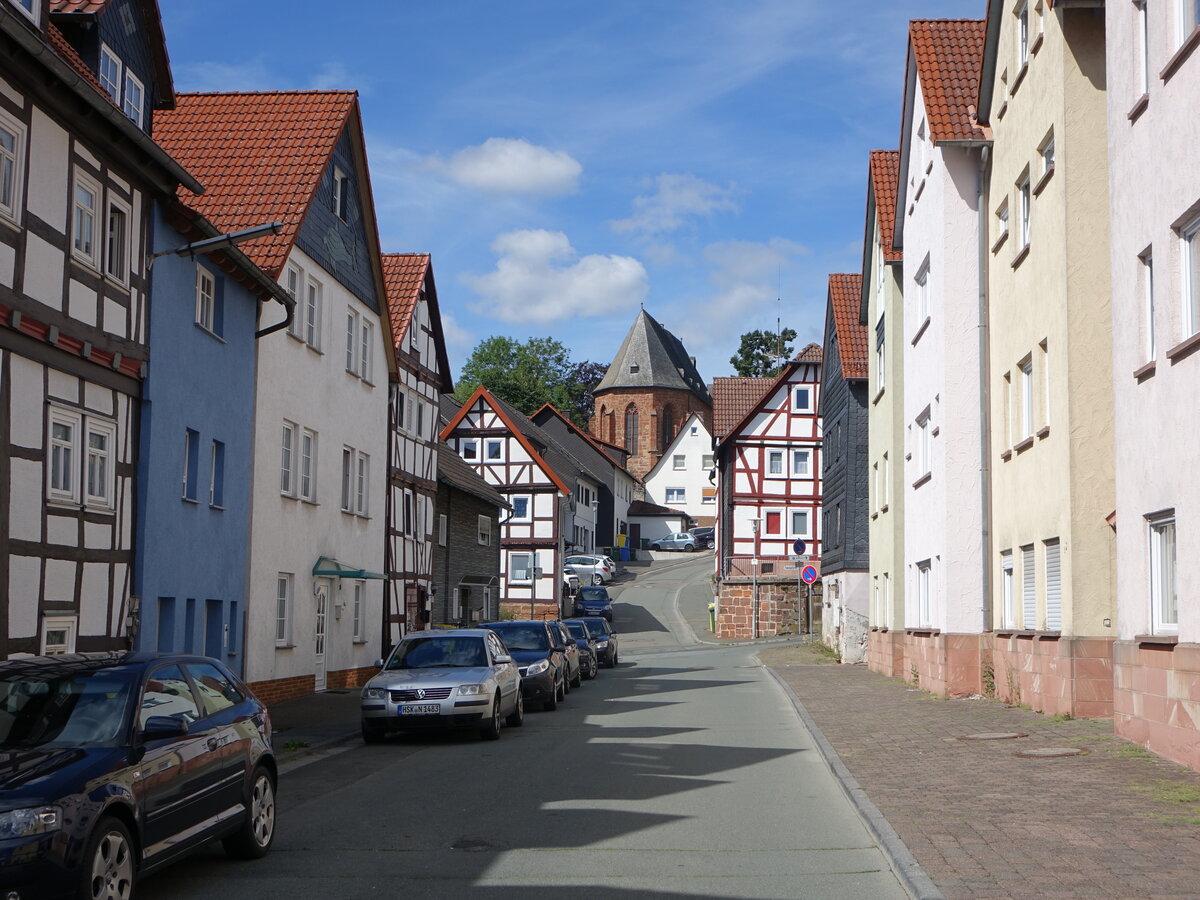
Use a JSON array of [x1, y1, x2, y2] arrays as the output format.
[[140, 556, 907, 899]]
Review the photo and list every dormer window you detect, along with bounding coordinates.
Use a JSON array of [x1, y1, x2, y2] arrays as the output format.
[[99, 46, 121, 105], [123, 72, 144, 127], [9, 0, 37, 22], [629, 364, 639, 374]]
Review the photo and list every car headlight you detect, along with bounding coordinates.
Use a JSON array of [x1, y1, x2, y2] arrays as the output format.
[[362, 687, 387, 700], [0, 806, 60, 840], [596, 640, 609, 649], [457, 684, 485, 696], [525, 659, 550, 676]]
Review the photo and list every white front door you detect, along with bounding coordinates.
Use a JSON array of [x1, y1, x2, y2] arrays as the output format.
[[314, 577, 332, 692]]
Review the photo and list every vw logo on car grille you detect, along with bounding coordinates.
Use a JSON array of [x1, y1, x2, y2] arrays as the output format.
[[416, 689, 426, 700]]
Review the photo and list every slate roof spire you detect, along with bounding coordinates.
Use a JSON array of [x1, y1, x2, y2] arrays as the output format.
[[593, 309, 711, 405]]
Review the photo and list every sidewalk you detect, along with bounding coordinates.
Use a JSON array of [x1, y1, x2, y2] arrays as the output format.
[[267, 687, 362, 761], [762, 645, 1200, 899]]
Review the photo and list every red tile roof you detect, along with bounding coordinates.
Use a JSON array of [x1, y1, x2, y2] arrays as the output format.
[[909, 19, 987, 143], [711, 377, 772, 438], [796, 342, 823, 363], [869, 150, 903, 263], [829, 274, 867, 380], [50, 0, 109, 12], [381, 253, 427, 348], [153, 91, 357, 277], [46, 22, 110, 100]]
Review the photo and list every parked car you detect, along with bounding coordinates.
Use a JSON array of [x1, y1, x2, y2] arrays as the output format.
[[574, 617, 619, 667], [548, 621, 582, 688], [563, 620, 599, 679], [688, 527, 714, 549], [0, 652, 276, 900], [481, 620, 568, 710], [573, 585, 614, 621], [361, 630, 523, 742], [564, 554, 615, 585], [650, 532, 698, 552]]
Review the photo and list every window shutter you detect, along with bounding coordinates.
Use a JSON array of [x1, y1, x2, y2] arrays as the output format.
[[1021, 546, 1036, 628], [1044, 540, 1061, 631]]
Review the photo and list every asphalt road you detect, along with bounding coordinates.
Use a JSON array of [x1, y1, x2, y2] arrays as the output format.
[[140, 555, 907, 899]]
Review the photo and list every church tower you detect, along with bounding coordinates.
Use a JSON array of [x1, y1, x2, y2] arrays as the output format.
[[590, 310, 712, 480]]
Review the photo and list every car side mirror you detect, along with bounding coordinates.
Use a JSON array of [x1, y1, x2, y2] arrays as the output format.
[[373, 659, 385, 669], [494, 654, 513, 664], [142, 716, 188, 740]]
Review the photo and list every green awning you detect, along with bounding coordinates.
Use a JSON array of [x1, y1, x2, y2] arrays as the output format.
[[312, 556, 386, 580]]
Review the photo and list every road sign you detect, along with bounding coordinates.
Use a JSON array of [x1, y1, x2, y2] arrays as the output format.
[[792, 538, 807, 555], [789, 554, 811, 562], [801, 565, 819, 585], [783, 565, 798, 571]]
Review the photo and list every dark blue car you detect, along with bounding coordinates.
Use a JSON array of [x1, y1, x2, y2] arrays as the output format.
[[481, 621, 568, 710], [572, 585, 614, 621], [0, 652, 276, 899]]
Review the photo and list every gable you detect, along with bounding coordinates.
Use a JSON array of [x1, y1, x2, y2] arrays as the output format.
[[296, 125, 380, 313]]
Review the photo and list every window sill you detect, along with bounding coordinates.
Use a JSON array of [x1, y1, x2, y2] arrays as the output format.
[[1030, 32, 1044, 55], [1032, 166, 1054, 197], [871, 511, 879, 520], [209, 504, 226, 512], [47, 497, 83, 510], [912, 472, 932, 490], [911, 315, 931, 346], [1135, 633, 1178, 647], [872, 386, 886, 405], [1133, 360, 1156, 381], [105, 278, 131, 296], [914, 178, 926, 203], [1127, 93, 1149, 123], [1036, 425, 1050, 440], [1166, 331, 1200, 364], [181, 496, 200, 505], [996, 100, 1008, 121], [353, 639, 369, 646], [1011, 243, 1031, 269], [70, 254, 100, 275], [275, 643, 295, 650], [879, 504, 889, 514], [1160, 24, 1200, 84], [305, 344, 324, 357], [906, 628, 941, 638], [300, 498, 320, 507], [991, 230, 1009, 254], [1000, 449, 1012, 461], [195, 323, 226, 343], [1010, 62, 1029, 96], [1014, 435, 1035, 453]]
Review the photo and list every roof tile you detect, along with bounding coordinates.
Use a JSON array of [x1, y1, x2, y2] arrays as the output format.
[[710, 377, 773, 438], [829, 274, 867, 380], [50, 0, 109, 12], [869, 150, 903, 263], [46, 22, 110, 100], [910, 19, 987, 143], [153, 91, 357, 277], [381, 253, 427, 348]]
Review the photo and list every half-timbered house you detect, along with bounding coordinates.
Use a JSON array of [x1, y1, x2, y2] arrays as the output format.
[[381, 253, 452, 645], [156, 91, 394, 702], [442, 387, 597, 620], [711, 347, 823, 639], [0, 0, 200, 656]]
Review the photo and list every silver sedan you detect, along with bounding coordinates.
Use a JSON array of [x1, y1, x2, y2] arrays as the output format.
[[360, 629, 523, 741]]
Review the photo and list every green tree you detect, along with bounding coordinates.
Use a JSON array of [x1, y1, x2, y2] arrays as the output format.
[[455, 336, 601, 425], [729, 327, 798, 377]]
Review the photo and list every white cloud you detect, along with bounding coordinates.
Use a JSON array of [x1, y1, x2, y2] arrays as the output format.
[[310, 62, 356, 91], [611, 174, 738, 238], [438, 312, 473, 353], [465, 229, 647, 324], [441, 138, 582, 196]]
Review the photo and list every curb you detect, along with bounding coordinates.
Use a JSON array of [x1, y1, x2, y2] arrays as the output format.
[[764, 666, 945, 900]]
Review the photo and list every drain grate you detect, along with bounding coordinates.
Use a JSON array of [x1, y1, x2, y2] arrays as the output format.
[[1014, 747, 1089, 759], [956, 732, 1028, 741]]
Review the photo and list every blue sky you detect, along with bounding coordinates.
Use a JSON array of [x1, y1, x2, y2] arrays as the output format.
[[159, 0, 978, 381]]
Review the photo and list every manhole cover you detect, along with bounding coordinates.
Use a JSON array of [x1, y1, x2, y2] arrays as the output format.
[[957, 732, 1028, 741], [1014, 747, 1089, 759], [451, 838, 495, 852]]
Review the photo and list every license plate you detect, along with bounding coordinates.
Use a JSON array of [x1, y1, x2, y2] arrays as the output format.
[[400, 704, 441, 715]]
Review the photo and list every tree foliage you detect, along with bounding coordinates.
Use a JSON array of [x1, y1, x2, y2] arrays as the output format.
[[729, 327, 798, 378], [454, 336, 606, 427]]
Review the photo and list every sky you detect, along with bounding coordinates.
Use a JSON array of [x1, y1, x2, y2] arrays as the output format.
[[159, 0, 980, 383]]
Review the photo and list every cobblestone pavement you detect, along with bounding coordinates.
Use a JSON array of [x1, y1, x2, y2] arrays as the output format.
[[763, 649, 1200, 899]]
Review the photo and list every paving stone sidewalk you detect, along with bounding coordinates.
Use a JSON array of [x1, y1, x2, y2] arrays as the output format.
[[763, 648, 1200, 900]]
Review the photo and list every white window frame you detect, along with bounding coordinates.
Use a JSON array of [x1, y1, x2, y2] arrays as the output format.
[[996, 200, 1009, 241], [341, 448, 354, 512], [767, 450, 784, 477], [1017, 1, 1030, 67], [702, 453, 714, 470], [48, 408, 81, 505], [104, 195, 130, 284], [665, 487, 686, 504], [1136, 1, 1150, 97], [84, 418, 116, 509], [915, 257, 930, 323], [672, 454, 686, 470], [299, 429, 317, 502], [438, 514, 448, 547], [275, 574, 293, 646], [1141, 249, 1156, 362], [352, 580, 365, 642], [792, 449, 811, 476], [485, 439, 503, 461], [355, 452, 368, 516], [1018, 173, 1031, 249], [1149, 513, 1178, 634], [790, 509, 810, 538], [510, 552, 534, 583], [461, 438, 479, 461], [1020, 358, 1034, 439], [1001, 551, 1015, 629], [0, 111, 24, 222], [876, 338, 885, 392], [793, 386, 812, 412], [332, 166, 350, 222], [360, 318, 373, 381], [915, 410, 931, 479], [345, 307, 359, 374], [304, 276, 323, 349], [41, 615, 77, 655], [122, 70, 144, 127], [702, 488, 716, 505], [285, 264, 303, 338], [478, 515, 492, 546], [1176, 0, 1200, 46], [72, 169, 101, 268], [280, 422, 296, 496], [917, 560, 932, 627], [510, 494, 532, 522], [99, 44, 121, 104], [195, 265, 217, 334], [181, 428, 198, 501], [209, 439, 224, 508], [1182, 214, 1200, 340]]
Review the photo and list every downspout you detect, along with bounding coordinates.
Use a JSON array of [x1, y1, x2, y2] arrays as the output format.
[[977, 144, 994, 636]]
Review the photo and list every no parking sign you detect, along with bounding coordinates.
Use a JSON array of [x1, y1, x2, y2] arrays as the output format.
[[801, 565, 819, 584]]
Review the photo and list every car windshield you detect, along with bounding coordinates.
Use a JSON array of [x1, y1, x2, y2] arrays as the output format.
[[485, 624, 550, 652], [387, 636, 488, 669], [579, 588, 608, 600], [565, 622, 589, 639], [0, 669, 137, 749], [582, 620, 610, 638]]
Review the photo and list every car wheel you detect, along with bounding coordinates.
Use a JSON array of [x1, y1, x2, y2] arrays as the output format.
[[684, 543, 694, 552], [505, 690, 524, 727], [223, 766, 277, 859], [544, 685, 558, 711], [79, 816, 135, 900], [592, 573, 603, 585], [590, 657, 599, 679], [479, 694, 502, 741]]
